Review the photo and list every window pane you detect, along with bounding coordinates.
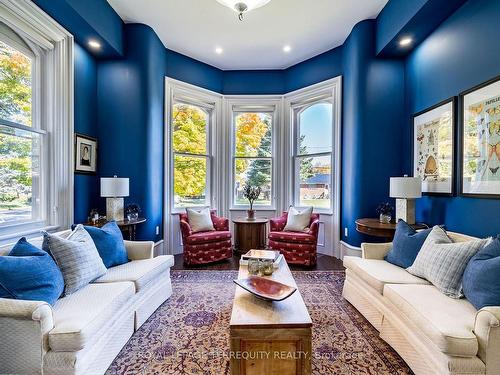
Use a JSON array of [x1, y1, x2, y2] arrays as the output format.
[[299, 103, 332, 155], [0, 125, 40, 225], [0, 41, 32, 126], [298, 155, 331, 209], [173, 154, 207, 207], [234, 158, 271, 206], [172, 103, 207, 155], [235, 112, 272, 157]]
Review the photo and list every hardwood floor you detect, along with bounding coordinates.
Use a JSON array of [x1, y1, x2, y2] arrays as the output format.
[[171, 253, 344, 271]]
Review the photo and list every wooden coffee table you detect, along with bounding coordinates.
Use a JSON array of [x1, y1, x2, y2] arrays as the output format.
[[230, 258, 312, 375]]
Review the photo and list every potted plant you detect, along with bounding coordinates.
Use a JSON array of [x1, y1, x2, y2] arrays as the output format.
[[242, 184, 261, 220], [376, 202, 393, 224]]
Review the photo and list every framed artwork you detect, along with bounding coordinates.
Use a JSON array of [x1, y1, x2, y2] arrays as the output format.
[[459, 75, 500, 198], [75, 133, 97, 174], [413, 98, 456, 196]]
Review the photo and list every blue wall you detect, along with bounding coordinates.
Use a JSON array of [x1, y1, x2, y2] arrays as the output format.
[[97, 24, 166, 241], [406, 0, 500, 238], [73, 44, 99, 223], [341, 20, 405, 246]]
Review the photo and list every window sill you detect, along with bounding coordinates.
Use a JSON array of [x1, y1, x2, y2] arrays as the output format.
[[0, 224, 62, 247], [229, 207, 276, 211]]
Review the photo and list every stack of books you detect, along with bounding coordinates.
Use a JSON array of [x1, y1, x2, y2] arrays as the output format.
[[240, 249, 284, 268]]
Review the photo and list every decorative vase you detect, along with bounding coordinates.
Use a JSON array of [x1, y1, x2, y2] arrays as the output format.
[[379, 214, 391, 224], [247, 209, 255, 220]]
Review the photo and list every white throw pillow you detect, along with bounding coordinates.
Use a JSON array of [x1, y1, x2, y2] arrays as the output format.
[[284, 206, 313, 232], [186, 207, 215, 233]]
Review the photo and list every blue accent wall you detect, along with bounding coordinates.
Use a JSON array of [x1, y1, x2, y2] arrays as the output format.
[[73, 44, 99, 223], [97, 24, 166, 240], [341, 20, 405, 246], [405, 0, 500, 238], [223, 70, 285, 95]]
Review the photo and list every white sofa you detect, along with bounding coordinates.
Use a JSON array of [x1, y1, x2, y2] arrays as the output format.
[[0, 231, 174, 375], [342, 232, 500, 375]]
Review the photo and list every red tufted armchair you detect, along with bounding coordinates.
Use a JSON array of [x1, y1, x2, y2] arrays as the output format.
[[268, 211, 320, 266], [179, 210, 233, 265]]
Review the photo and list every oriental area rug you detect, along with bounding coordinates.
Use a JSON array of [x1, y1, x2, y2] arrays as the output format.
[[106, 270, 412, 375]]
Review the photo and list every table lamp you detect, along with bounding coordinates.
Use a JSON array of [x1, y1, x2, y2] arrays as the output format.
[[100, 176, 129, 221], [389, 175, 422, 225]]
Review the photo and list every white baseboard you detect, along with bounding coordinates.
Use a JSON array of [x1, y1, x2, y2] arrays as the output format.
[[340, 240, 361, 259], [154, 240, 165, 256]]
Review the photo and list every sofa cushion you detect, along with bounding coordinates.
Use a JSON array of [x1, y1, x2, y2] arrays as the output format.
[[49, 282, 134, 351], [268, 231, 316, 244], [42, 225, 107, 295], [343, 256, 429, 295], [83, 221, 128, 268], [407, 226, 490, 298], [0, 238, 64, 305], [93, 255, 174, 292], [384, 220, 432, 268], [463, 236, 500, 310], [184, 231, 231, 245], [384, 284, 478, 357]]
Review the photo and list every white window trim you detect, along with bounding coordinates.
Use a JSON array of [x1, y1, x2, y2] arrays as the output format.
[[225, 96, 282, 211], [284, 77, 342, 246], [164, 78, 222, 251], [0, 0, 74, 243]]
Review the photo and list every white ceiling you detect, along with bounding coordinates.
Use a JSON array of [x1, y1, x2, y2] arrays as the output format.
[[107, 0, 388, 70]]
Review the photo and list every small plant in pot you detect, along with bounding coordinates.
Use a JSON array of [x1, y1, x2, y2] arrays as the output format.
[[376, 202, 393, 224], [242, 184, 261, 220]]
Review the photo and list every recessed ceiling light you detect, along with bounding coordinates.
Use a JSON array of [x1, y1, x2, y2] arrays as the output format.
[[283, 45, 291, 53], [399, 37, 413, 47], [88, 39, 101, 50], [215, 47, 223, 54]]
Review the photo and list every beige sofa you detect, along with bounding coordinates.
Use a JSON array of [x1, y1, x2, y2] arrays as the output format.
[[0, 231, 174, 375], [342, 232, 500, 375]]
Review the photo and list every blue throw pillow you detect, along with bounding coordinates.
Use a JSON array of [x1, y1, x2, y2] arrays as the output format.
[[384, 220, 432, 268], [0, 237, 64, 305], [463, 236, 500, 310], [84, 221, 128, 268]]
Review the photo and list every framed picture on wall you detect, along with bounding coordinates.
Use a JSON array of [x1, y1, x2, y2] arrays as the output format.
[[459, 75, 500, 198], [75, 133, 97, 174], [413, 98, 456, 196]]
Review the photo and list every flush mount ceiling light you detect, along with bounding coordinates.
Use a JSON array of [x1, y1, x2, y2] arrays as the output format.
[[399, 37, 413, 47], [283, 45, 291, 53], [215, 47, 223, 54], [216, 0, 272, 21], [88, 39, 101, 50]]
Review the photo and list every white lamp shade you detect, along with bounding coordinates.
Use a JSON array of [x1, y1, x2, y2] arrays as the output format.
[[100, 177, 129, 197], [390, 176, 422, 199]]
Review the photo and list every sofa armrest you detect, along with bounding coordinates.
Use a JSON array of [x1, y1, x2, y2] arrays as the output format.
[[361, 242, 392, 260], [0, 298, 53, 374], [124, 240, 154, 260], [474, 307, 500, 372]]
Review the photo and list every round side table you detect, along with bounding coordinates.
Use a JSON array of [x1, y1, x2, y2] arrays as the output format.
[[232, 217, 268, 254], [355, 218, 427, 242]]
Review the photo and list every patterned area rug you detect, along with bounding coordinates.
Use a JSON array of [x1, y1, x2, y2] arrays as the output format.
[[107, 270, 412, 375]]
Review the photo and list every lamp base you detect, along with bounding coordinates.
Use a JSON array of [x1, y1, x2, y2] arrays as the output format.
[[106, 197, 124, 221], [395, 198, 416, 225]]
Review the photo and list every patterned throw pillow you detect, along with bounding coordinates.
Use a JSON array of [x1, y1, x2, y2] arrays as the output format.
[[43, 225, 107, 295], [407, 226, 490, 298]]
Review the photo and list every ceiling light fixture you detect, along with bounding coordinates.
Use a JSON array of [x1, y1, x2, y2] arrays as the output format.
[[215, 47, 223, 54], [88, 39, 101, 50], [216, 0, 271, 21], [283, 45, 291, 53], [399, 37, 413, 47]]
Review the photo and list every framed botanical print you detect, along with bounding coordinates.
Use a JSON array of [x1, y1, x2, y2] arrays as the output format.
[[413, 98, 456, 196], [460, 75, 500, 198], [75, 133, 97, 174]]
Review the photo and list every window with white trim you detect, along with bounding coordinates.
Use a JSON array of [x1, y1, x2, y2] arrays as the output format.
[[0, 3, 73, 241], [171, 101, 212, 209], [293, 101, 334, 211], [232, 108, 274, 208]]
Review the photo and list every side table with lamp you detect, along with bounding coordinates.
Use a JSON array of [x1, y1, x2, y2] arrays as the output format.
[[356, 175, 427, 241]]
